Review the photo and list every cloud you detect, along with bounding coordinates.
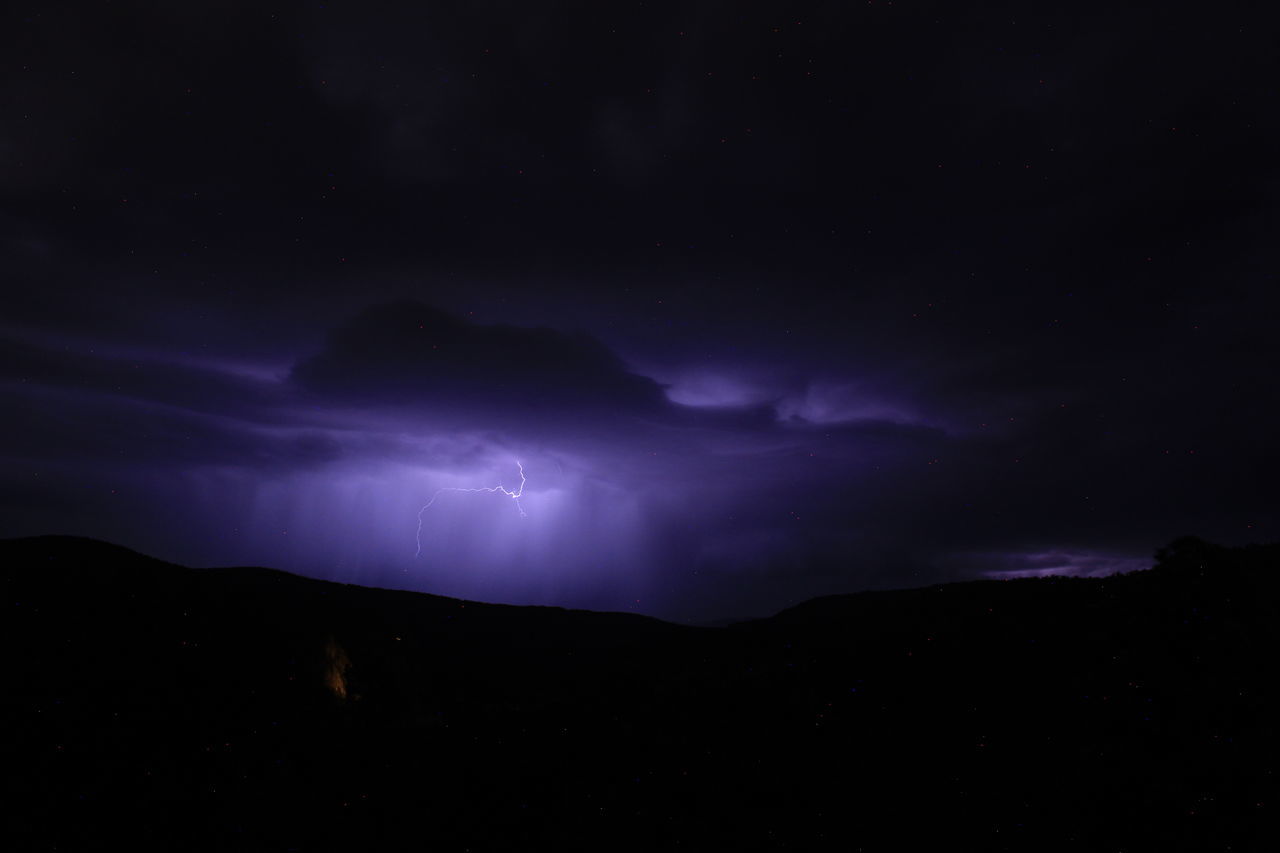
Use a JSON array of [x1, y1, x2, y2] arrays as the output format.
[[290, 301, 673, 422], [0, 337, 285, 424], [974, 550, 1151, 580], [3, 298, 1267, 621]]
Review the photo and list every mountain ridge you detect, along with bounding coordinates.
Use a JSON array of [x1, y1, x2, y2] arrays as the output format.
[[3, 534, 1275, 850]]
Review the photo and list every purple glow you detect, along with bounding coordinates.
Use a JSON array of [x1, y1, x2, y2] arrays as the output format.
[[3, 302, 1267, 623], [417, 460, 528, 557], [661, 370, 923, 428], [773, 380, 921, 426], [978, 551, 1151, 580], [661, 370, 780, 408], [188, 447, 658, 612]]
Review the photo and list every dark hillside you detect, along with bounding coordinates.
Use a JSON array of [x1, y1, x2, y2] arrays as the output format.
[[3, 536, 1275, 851]]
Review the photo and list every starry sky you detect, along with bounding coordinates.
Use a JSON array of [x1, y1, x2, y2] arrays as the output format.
[[3, 1, 1277, 621]]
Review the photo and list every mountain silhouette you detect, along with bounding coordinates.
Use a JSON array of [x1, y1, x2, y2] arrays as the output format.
[[4, 535, 1275, 851]]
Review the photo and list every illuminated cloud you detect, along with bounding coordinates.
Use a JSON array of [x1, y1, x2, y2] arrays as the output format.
[[1, 297, 1272, 622], [976, 550, 1151, 580]]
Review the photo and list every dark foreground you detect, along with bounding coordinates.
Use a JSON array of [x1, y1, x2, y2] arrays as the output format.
[[2, 536, 1276, 851]]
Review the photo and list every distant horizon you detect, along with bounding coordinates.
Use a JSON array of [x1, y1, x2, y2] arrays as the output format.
[[7, 531, 1238, 625]]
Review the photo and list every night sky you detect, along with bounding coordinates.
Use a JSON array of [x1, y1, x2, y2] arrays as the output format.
[[3, 1, 1277, 621]]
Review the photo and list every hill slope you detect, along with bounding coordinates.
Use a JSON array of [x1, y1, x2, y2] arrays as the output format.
[[3, 536, 1276, 851]]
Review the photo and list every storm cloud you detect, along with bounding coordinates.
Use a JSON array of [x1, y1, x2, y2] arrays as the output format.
[[3, 2, 1277, 620]]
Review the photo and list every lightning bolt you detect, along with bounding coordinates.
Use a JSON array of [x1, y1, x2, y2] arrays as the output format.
[[416, 461, 527, 557]]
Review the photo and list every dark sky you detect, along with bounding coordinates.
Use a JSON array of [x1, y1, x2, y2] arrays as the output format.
[[3, 1, 1277, 621]]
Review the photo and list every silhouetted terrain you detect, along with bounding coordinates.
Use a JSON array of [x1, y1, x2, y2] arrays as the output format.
[[3, 536, 1276, 851]]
